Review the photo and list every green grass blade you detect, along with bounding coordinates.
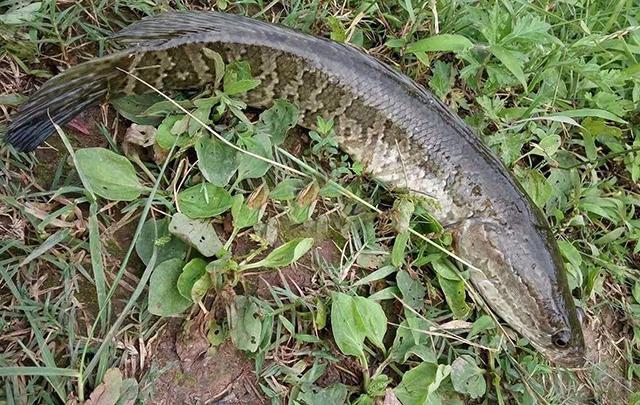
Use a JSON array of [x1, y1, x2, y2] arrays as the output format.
[[88, 201, 109, 331], [0, 367, 80, 378]]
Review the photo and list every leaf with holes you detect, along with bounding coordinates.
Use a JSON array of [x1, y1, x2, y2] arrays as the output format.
[[148, 258, 192, 316], [178, 183, 233, 219], [397, 270, 426, 310], [207, 319, 227, 346], [169, 213, 223, 257], [298, 383, 349, 404], [75, 148, 144, 201], [229, 295, 262, 352], [451, 355, 486, 399]]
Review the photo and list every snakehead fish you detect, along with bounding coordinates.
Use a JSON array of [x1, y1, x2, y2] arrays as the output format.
[[5, 11, 585, 365]]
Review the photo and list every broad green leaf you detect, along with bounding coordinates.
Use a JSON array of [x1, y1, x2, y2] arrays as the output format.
[[155, 115, 191, 149], [245, 238, 314, 269], [438, 276, 471, 319], [327, 15, 347, 42], [298, 383, 349, 404], [490, 46, 527, 91], [353, 296, 388, 351], [207, 320, 227, 346], [0, 2, 41, 24], [391, 231, 410, 267], [75, 148, 143, 201], [433, 260, 470, 319], [177, 258, 208, 301], [430, 60, 454, 100], [191, 273, 212, 303], [407, 34, 473, 53], [223, 60, 252, 86], [558, 240, 582, 268], [169, 213, 223, 257], [431, 259, 460, 281], [224, 79, 261, 96], [257, 100, 299, 145], [288, 200, 316, 224], [111, 94, 164, 125], [531, 134, 561, 157], [468, 315, 495, 338], [229, 296, 262, 352], [395, 362, 450, 405], [517, 167, 552, 208], [187, 105, 213, 135], [135, 218, 189, 266], [450, 355, 486, 399], [237, 133, 273, 182], [390, 320, 436, 364], [397, 270, 426, 310], [196, 136, 237, 187], [330, 293, 387, 358], [270, 178, 305, 201], [178, 183, 233, 219], [148, 258, 191, 316], [330, 292, 365, 358], [231, 194, 259, 229]]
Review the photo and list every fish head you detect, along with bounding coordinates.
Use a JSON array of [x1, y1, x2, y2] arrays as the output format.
[[454, 217, 585, 366]]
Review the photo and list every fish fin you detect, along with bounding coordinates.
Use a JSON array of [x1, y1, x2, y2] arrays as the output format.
[[5, 53, 126, 152], [110, 11, 231, 45]]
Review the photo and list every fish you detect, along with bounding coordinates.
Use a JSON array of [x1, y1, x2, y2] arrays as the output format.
[[4, 11, 585, 365]]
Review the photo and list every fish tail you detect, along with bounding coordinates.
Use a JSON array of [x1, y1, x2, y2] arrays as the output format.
[[4, 53, 127, 152]]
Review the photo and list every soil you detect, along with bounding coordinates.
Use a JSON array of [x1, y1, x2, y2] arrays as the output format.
[[578, 306, 635, 403], [147, 319, 264, 404]]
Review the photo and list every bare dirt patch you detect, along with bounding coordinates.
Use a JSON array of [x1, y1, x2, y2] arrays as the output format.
[[579, 306, 634, 403], [148, 319, 264, 404]]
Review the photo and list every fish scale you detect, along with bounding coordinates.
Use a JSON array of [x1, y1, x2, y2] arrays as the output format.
[[4, 11, 585, 365]]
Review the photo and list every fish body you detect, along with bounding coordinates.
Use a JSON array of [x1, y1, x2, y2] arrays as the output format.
[[5, 11, 584, 365]]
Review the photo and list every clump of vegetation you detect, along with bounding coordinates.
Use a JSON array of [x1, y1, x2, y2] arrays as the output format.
[[1, 0, 639, 404]]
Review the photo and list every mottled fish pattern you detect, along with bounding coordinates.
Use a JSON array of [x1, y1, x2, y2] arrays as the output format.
[[5, 11, 585, 365]]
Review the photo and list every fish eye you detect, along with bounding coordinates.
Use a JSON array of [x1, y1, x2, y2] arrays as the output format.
[[552, 330, 571, 348]]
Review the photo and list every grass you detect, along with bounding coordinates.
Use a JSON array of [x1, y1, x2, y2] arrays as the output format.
[[1, 0, 640, 404]]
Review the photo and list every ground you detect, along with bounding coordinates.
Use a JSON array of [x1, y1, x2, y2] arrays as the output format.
[[1, 1, 640, 404]]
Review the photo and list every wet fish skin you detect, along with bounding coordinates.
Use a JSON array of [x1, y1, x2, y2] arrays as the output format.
[[5, 11, 584, 365]]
